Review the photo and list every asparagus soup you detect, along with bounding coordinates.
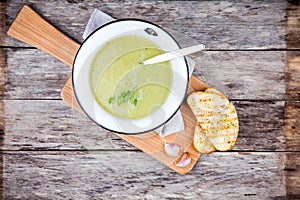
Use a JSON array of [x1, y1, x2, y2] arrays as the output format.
[[89, 35, 172, 119]]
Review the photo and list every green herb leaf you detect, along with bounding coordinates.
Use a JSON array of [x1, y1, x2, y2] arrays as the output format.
[[123, 91, 131, 102], [133, 98, 138, 106], [130, 90, 136, 104], [108, 97, 114, 104], [117, 90, 129, 105], [117, 88, 139, 106], [117, 94, 124, 105]]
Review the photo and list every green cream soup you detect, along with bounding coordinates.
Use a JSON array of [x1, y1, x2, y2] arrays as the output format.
[[89, 35, 172, 119]]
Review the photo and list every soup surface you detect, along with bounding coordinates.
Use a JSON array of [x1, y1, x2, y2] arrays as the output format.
[[89, 35, 172, 119]]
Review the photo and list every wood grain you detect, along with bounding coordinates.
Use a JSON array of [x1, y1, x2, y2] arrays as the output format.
[[286, 52, 300, 101], [2, 151, 291, 199], [4, 49, 71, 99], [0, 1, 6, 47], [3, 0, 287, 49], [0, 99, 293, 151], [0, 2, 6, 196], [287, 1, 300, 49], [284, 153, 300, 199], [284, 102, 300, 151]]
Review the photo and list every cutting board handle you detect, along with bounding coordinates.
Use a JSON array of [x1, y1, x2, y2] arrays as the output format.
[[7, 5, 80, 68]]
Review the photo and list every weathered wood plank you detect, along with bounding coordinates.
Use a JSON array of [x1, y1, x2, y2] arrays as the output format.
[[0, 2, 6, 196], [1, 99, 295, 151], [2, 100, 133, 151], [4, 49, 287, 100], [0, 49, 5, 101], [0, 1, 6, 47], [3, 0, 287, 49], [235, 101, 286, 151], [286, 52, 300, 101], [287, 1, 300, 50], [2, 151, 295, 199], [0, 1, 6, 100], [284, 102, 300, 151], [4, 49, 70, 99], [192, 51, 285, 100], [284, 153, 300, 199]]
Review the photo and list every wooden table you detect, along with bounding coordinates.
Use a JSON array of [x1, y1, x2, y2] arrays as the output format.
[[0, 0, 299, 199]]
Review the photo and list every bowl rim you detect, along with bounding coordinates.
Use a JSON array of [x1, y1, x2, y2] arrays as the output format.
[[72, 18, 189, 135]]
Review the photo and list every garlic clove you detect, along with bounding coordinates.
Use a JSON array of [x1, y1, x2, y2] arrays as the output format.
[[175, 152, 191, 168], [164, 143, 182, 157]]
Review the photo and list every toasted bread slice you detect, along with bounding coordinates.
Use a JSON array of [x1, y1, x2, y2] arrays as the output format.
[[206, 102, 239, 151], [187, 88, 239, 153], [187, 90, 229, 130], [193, 125, 216, 153]]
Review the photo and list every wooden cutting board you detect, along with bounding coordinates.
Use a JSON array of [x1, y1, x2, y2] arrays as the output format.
[[7, 5, 209, 174]]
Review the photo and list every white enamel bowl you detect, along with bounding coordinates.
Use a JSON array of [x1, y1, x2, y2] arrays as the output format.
[[72, 19, 189, 134]]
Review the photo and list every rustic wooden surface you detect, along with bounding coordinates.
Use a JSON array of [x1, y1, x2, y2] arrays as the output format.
[[0, 0, 300, 199]]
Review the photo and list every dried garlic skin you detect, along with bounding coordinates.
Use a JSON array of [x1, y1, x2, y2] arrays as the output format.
[[164, 143, 182, 157], [175, 152, 191, 167]]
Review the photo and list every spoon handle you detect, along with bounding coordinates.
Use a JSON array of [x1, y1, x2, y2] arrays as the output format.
[[143, 44, 205, 65], [7, 5, 80, 67]]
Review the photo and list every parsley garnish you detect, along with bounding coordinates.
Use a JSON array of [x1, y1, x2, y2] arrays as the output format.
[[116, 88, 138, 106]]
